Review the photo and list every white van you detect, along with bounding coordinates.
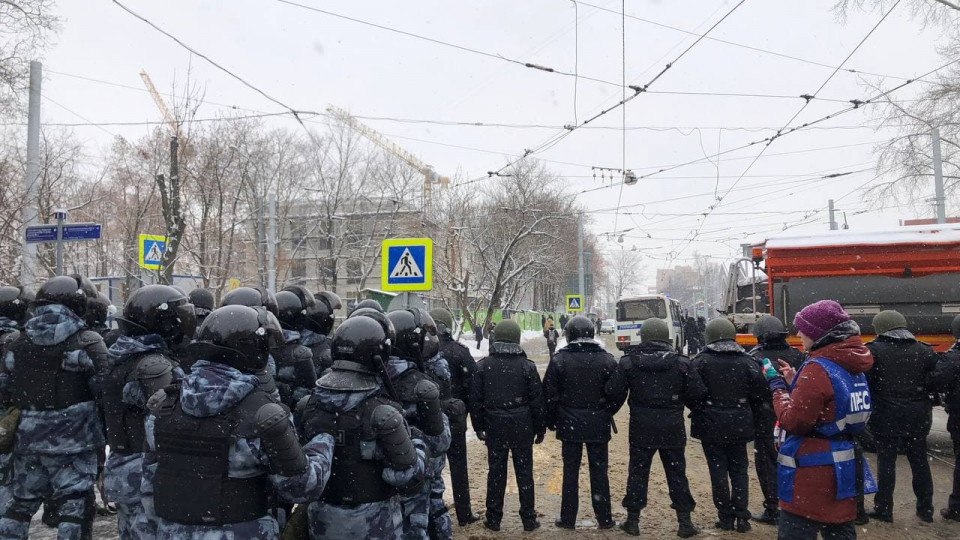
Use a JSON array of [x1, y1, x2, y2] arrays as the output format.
[[615, 294, 685, 352]]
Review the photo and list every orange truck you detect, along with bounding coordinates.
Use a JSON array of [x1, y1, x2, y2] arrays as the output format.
[[734, 224, 960, 352]]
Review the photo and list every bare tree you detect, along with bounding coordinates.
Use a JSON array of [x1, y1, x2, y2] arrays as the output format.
[[834, 0, 960, 23], [606, 247, 644, 300], [0, 0, 59, 117]]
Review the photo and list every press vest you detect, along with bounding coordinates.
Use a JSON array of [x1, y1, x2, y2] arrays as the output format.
[[7, 331, 96, 411], [302, 395, 402, 506], [153, 385, 277, 525], [777, 358, 877, 503]]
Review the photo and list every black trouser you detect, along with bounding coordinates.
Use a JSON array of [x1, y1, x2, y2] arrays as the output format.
[[777, 511, 855, 540], [754, 428, 779, 512], [622, 446, 695, 514], [448, 421, 473, 520], [559, 441, 612, 526], [873, 434, 933, 516], [485, 445, 536, 525], [950, 436, 960, 512], [701, 442, 750, 519]]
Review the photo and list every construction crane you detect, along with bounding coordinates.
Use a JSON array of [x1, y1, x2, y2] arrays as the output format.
[[326, 105, 448, 211], [139, 70, 178, 137]]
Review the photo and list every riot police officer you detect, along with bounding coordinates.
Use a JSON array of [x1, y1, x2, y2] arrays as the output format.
[[933, 314, 960, 521], [0, 286, 33, 515], [85, 293, 113, 338], [385, 309, 450, 540], [269, 288, 319, 411], [690, 318, 767, 533], [609, 317, 700, 538], [297, 315, 427, 540], [187, 288, 214, 330], [865, 310, 938, 522], [470, 319, 546, 532], [543, 315, 620, 530], [429, 308, 480, 527], [747, 315, 803, 525], [141, 305, 334, 539], [102, 284, 194, 539], [301, 291, 341, 374], [219, 285, 283, 402], [351, 298, 385, 316], [0, 275, 106, 540]]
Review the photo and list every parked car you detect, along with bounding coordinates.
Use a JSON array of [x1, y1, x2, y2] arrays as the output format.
[[600, 319, 616, 335]]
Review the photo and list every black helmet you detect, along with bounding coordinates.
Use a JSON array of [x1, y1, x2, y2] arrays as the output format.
[[85, 293, 112, 330], [283, 285, 332, 334], [351, 298, 384, 315], [221, 286, 279, 317], [348, 307, 396, 344], [189, 305, 281, 373], [36, 275, 97, 317], [753, 315, 788, 343], [331, 316, 390, 371], [275, 290, 307, 331], [564, 315, 595, 343], [0, 286, 35, 326], [188, 288, 215, 316], [316, 290, 342, 311], [429, 308, 454, 336], [386, 308, 438, 360], [118, 285, 196, 345]]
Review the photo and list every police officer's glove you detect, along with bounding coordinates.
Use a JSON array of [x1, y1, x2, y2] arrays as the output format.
[[761, 358, 787, 392], [300, 407, 337, 443], [534, 431, 545, 444]]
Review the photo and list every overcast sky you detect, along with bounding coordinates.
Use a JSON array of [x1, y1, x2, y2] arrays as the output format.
[[27, 0, 952, 284]]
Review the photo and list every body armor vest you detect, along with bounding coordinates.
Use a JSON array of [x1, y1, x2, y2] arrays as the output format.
[[8, 332, 95, 411], [305, 395, 401, 506], [102, 353, 151, 454], [557, 351, 611, 410], [153, 385, 276, 526], [624, 353, 683, 408]]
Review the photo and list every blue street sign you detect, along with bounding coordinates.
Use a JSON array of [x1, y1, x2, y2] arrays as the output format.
[[25, 226, 57, 243], [62, 223, 101, 241]]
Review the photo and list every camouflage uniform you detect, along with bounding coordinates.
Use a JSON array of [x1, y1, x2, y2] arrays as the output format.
[[0, 318, 20, 515], [385, 357, 451, 540], [421, 354, 453, 540], [141, 360, 334, 540], [305, 380, 428, 540], [103, 334, 184, 540], [0, 305, 105, 540]]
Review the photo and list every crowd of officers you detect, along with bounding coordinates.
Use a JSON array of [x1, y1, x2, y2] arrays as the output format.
[[2, 277, 960, 540]]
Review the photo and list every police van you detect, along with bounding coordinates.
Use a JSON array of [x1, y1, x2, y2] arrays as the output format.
[[615, 294, 685, 352]]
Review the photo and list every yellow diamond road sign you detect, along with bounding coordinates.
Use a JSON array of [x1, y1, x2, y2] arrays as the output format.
[[566, 294, 584, 312], [381, 238, 432, 292]]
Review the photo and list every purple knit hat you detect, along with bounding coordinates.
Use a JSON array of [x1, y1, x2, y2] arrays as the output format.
[[793, 300, 850, 342]]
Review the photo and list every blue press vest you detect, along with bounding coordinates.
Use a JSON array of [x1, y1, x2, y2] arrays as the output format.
[[777, 357, 877, 503]]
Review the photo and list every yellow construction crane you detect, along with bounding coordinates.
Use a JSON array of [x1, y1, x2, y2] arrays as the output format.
[[326, 105, 448, 211], [139, 70, 178, 137]]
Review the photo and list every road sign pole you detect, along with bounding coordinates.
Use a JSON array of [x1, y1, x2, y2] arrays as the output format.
[[22, 61, 42, 286], [54, 209, 67, 276], [577, 213, 585, 299]]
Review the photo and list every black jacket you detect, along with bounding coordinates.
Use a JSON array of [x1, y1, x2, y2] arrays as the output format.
[[610, 341, 699, 448], [470, 342, 546, 449], [748, 340, 805, 433], [932, 341, 960, 434], [439, 334, 476, 405], [543, 341, 620, 442], [866, 331, 938, 438], [689, 341, 767, 444]]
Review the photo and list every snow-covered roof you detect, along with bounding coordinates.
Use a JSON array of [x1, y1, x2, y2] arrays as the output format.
[[765, 223, 960, 250]]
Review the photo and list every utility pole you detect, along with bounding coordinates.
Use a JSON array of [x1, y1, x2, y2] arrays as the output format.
[[54, 209, 66, 276], [577, 213, 585, 298], [267, 192, 277, 293], [932, 127, 946, 224], [828, 199, 838, 231], [21, 61, 42, 286]]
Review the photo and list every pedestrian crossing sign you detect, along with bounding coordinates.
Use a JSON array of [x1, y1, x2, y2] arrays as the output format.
[[138, 234, 167, 270], [566, 294, 584, 312], [381, 238, 432, 292]]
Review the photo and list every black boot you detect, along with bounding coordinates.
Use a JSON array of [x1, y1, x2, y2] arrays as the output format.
[[714, 516, 734, 531], [735, 517, 751, 533], [619, 511, 641, 536], [942, 508, 960, 522], [676, 511, 699, 538], [458, 513, 481, 527], [752, 508, 779, 525]]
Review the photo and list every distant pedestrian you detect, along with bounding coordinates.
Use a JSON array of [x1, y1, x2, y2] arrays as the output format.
[[475, 323, 483, 350], [560, 314, 569, 330], [544, 319, 559, 359]]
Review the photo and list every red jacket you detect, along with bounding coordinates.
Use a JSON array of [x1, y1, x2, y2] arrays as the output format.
[[772, 336, 874, 524]]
